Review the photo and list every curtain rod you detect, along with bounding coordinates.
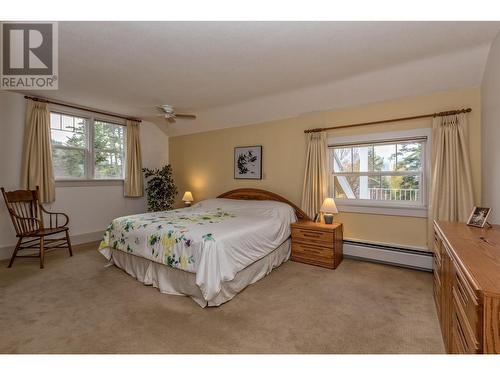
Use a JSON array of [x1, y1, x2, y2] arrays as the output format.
[[24, 95, 142, 123], [304, 108, 471, 133]]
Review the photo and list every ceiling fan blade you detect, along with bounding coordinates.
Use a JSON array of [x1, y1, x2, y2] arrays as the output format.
[[175, 113, 197, 119], [167, 117, 176, 124]]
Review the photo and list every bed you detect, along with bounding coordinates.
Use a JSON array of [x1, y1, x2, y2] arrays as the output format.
[[98, 188, 310, 307]]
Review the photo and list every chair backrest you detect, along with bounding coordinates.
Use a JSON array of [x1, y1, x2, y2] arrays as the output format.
[[1, 186, 42, 236]]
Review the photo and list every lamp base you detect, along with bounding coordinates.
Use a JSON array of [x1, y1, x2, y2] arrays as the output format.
[[184, 202, 192, 207], [323, 214, 334, 224]]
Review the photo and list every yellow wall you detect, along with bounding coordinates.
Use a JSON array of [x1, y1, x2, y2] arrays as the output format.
[[170, 87, 481, 249]]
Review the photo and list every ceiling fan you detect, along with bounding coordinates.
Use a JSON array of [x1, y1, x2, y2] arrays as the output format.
[[155, 105, 197, 123]]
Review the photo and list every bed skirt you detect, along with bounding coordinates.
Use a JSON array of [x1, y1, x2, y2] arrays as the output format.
[[102, 238, 291, 307]]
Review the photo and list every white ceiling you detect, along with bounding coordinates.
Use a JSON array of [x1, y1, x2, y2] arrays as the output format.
[[22, 21, 500, 135]]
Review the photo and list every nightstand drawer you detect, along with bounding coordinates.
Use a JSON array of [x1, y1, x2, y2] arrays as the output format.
[[290, 221, 342, 269], [291, 242, 334, 268], [292, 227, 333, 246]]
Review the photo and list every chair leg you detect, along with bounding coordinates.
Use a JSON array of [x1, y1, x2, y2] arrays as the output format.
[[7, 238, 22, 268], [39, 237, 45, 269], [65, 230, 73, 257]]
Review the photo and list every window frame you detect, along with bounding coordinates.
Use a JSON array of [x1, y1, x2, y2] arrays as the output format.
[[90, 117, 127, 180], [50, 111, 91, 181], [327, 128, 431, 218], [49, 105, 127, 183]]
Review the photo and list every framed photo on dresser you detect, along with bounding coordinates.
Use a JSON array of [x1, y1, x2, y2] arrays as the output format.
[[466, 206, 492, 228], [234, 146, 262, 179]]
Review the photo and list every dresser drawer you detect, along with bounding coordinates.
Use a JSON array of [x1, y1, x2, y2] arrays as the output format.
[[452, 311, 468, 354], [433, 266, 441, 291], [452, 328, 467, 354], [291, 242, 334, 268], [434, 282, 441, 316], [453, 297, 480, 353], [433, 264, 442, 309], [452, 263, 481, 343], [434, 236, 442, 265], [433, 253, 441, 286], [292, 228, 333, 246], [432, 252, 443, 270], [433, 257, 441, 278]]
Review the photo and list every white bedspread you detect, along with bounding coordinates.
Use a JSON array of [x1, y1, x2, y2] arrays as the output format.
[[99, 198, 296, 301]]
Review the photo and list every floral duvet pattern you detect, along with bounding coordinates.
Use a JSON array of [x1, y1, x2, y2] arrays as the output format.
[[99, 207, 235, 273], [99, 198, 296, 300]]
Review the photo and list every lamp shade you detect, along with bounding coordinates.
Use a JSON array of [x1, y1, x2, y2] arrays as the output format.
[[320, 198, 338, 214], [182, 191, 194, 202]]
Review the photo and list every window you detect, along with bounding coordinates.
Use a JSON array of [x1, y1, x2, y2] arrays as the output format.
[[329, 132, 428, 216], [50, 112, 126, 180], [93, 120, 126, 179], [50, 113, 89, 179]]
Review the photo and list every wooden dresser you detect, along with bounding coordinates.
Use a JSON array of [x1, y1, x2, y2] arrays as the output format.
[[291, 221, 343, 269], [433, 221, 500, 354]]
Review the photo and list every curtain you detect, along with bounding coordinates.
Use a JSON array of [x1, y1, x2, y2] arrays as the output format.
[[21, 100, 55, 203], [124, 120, 144, 197], [429, 113, 474, 245], [301, 131, 328, 219]]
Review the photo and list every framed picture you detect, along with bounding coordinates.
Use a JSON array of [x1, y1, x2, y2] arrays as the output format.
[[234, 146, 262, 180], [466, 206, 492, 228]]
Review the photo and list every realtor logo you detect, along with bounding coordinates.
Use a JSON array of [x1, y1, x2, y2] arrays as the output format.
[[1, 22, 58, 89]]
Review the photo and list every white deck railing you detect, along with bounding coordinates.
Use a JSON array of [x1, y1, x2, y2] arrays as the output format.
[[368, 188, 419, 201]]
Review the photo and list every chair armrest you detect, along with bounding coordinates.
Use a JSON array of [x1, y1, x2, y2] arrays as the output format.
[[9, 211, 42, 225], [39, 205, 69, 228], [7, 210, 42, 233]]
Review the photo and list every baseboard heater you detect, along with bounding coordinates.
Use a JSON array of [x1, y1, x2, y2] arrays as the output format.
[[343, 239, 433, 272]]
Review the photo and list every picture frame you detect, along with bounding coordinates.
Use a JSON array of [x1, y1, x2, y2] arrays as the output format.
[[466, 206, 492, 228], [234, 146, 262, 180]]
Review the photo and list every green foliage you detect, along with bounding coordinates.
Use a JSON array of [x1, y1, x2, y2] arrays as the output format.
[[52, 120, 124, 178], [333, 143, 421, 200], [143, 165, 178, 212], [369, 149, 388, 189], [93, 121, 125, 178], [59, 132, 86, 177], [396, 143, 421, 190]]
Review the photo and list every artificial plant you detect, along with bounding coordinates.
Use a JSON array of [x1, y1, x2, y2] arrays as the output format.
[[142, 164, 178, 212]]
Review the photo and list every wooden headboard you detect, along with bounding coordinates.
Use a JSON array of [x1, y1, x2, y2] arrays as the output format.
[[217, 188, 311, 221]]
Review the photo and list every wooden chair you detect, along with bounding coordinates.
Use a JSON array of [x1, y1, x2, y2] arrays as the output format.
[[1, 186, 73, 268]]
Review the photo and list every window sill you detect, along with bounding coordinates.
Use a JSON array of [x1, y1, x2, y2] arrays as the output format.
[[336, 202, 427, 218], [55, 179, 124, 187]]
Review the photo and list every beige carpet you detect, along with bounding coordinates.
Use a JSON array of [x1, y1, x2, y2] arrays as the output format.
[[0, 242, 444, 354]]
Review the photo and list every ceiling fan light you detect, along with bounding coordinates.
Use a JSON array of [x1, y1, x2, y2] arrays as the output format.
[[161, 104, 174, 113]]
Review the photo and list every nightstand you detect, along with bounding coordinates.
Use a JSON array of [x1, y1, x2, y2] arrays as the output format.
[[291, 220, 343, 269]]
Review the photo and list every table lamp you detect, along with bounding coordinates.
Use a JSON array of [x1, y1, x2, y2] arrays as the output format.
[[320, 197, 338, 224], [182, 191, 194, 207]]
